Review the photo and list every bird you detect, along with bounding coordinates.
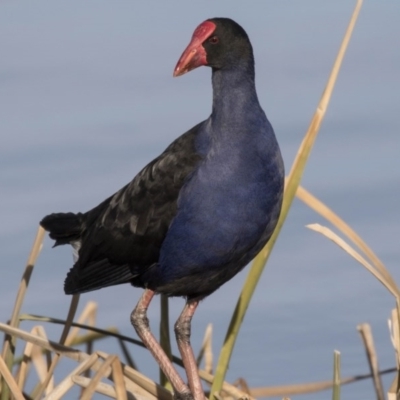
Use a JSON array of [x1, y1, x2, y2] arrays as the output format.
[[40, 17, 284, 400]]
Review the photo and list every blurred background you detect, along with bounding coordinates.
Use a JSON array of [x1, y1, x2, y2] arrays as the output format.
[[1, 1, 399, 399]]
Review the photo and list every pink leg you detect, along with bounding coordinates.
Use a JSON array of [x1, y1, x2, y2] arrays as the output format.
[[131, 289, 192, 399], [174, 300, 205, 400]]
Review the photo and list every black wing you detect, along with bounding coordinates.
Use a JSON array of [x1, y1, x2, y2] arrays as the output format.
[[58, 122, 204, 294]]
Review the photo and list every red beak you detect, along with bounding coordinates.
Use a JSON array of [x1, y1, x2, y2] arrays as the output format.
[[173, 21, 216, 77]]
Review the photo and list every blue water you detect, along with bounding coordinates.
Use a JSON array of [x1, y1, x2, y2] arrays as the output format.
[[1, 1, 399, 399]]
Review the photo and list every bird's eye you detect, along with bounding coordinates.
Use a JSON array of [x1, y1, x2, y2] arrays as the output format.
[[209, 36, 219, 44]]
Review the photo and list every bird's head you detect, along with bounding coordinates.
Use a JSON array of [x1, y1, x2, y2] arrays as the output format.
[[173, 18, 253, 77]]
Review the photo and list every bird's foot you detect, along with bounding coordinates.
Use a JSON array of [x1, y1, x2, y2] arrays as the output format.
[[173, 391, 194, 400]]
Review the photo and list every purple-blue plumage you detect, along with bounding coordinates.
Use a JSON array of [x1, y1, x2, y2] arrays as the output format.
[[40, 18, 285, 400], [40, 17, 284, 300], [151, 67, 284, 298]]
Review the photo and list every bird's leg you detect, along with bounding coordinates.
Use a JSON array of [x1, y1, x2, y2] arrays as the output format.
[[131, 289, 193, 400], [174, 300, 205, 400]]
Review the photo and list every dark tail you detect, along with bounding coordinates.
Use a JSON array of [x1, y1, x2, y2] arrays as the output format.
[[40, 212, 83, 246]]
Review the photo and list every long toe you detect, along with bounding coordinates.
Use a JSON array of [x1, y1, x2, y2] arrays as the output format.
[[173, 391, 194, 400]]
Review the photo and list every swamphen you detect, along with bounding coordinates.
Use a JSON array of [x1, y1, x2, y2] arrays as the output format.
[[41, 18, 284, 400]]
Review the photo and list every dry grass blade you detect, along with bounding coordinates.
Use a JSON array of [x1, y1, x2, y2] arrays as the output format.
[[44, 352, 99, 400], [12, 328, 119, 369], [307, 223, 400, 396], [159, 295, 172, 390], [43, 348, 145, 400], [70, 330, 118, 347], [59, 294, 81, 346], [66, 300, 97, 346], [389, 309, 400, 369], [19, 314, 143, 348], [284, 0, 363, 192], [66, 300, 98, 391], [117, 338, 137, 370], [0, 321, 162, 399], [111, 356, 128, 400], [199, 370, 255, 400], [232, 378, 251, 395], [248, 367, 396, 397], [332, 350, 341, 400], [357, 323, 384, 400], [31, 326, 54, 395], [388, 309, 400, 399], [210, 2, 364, 397], [296, 185, 398, 291], [73, 375, 147, 400], [81, 354, 117, 400], [252, 381, 325, 397], [118, 371, 158, 400], [33, 294, 80, 400], [204, 325, 213, 374], [0, 268, 162, 400], [1, 226, 45, 400], [114, 367, 168, 400], [0, 323, 88, 370], [210, 393, 223, 400], [196, 323, 213, 372], [72, 375, 117, 399], [93, 351, 172, 400], [3, 319, 250, 399], [96, 350, 170, 400], [2, 226, 45, 337], [306, 224, 398, 299], [16, 327, 36, 390], [0, 355, 25, 400], [301, 186, 400, 396]]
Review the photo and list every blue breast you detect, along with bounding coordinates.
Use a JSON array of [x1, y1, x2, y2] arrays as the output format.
[[157, 106, 284, 290]]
